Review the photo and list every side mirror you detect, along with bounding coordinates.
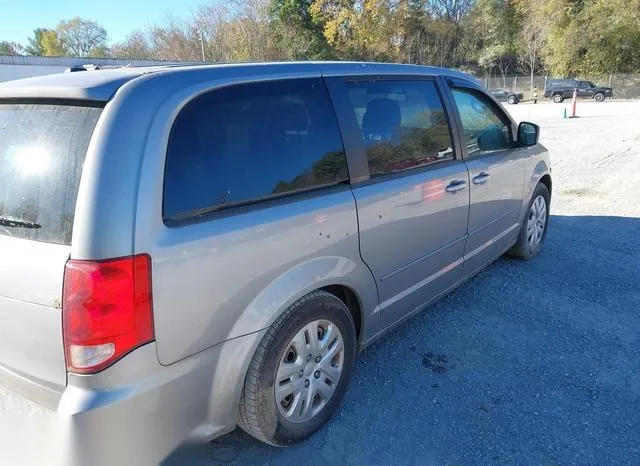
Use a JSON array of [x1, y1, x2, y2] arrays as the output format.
[[518, 121, 539, 146]]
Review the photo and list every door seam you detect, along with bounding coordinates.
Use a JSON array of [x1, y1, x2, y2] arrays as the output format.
[[349, 188, 380, 303]]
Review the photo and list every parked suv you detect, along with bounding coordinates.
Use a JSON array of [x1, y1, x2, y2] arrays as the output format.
[[544, 78, 613, 103], [0, 63, 551, 465]]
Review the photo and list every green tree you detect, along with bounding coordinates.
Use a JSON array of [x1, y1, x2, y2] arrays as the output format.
[[575, 0, 640, 74], [269, 0, 333, 59], [514, 0, 546, 90], [311, 0, 404, 61], [56, 18, 108, 57], [539, 0, 581, 76], [471, 0, 521, 85], [25, 28, 64, 56], [0, 41, 23, 55]]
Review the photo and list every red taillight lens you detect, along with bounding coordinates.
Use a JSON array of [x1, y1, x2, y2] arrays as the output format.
[[62, 254, 154, 374]]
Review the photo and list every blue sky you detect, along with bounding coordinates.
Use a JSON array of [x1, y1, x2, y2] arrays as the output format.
[[3, 0, 209, 45]]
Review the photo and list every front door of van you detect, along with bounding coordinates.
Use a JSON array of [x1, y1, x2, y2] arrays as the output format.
[[327, 77, 470, 330], [447, 84, 525, 278]]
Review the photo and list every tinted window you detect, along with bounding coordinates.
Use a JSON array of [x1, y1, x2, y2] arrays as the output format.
[[0, 103, 102, 245], [164, 79, 347, 218], [452, 88, 512, 156], [345, 80, 454, 177]]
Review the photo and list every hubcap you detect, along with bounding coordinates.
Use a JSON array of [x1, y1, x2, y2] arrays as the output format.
[[275, 319, 344, 423], [526, 195, 547, 249]]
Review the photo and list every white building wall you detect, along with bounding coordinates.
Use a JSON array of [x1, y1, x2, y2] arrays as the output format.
[[0, 56, 202, 84], [0, 64, 68, 83]]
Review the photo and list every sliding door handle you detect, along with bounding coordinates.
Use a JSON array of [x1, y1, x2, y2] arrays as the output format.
[[445, 180, 467, 193], [472, 172, 491, 184]]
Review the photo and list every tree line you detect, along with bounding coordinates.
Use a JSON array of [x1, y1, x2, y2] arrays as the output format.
[[2, 0, 640, 78]]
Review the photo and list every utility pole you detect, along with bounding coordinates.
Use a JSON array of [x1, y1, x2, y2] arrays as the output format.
[[199, 31, 205, 62]]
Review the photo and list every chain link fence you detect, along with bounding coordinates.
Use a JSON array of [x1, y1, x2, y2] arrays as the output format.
[[480, 74, 640, 100]]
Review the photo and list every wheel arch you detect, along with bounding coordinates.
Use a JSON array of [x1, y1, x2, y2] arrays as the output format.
[[227, 256, 378, 347], [321, 284, 363, 345], [519, 158, 552, 225], [540, 173, 552, 197]]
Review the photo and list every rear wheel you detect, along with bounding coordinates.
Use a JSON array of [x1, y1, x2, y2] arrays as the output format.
[[508, 183, 550, 260], [594, 92, 605, 102], [238, 290, 356, 446], [552, 94, 564, 103]]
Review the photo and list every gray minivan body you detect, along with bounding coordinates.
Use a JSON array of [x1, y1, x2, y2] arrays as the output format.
[[0, 62, 551, 465]]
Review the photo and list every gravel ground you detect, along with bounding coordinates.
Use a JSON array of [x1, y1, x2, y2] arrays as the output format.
[[166, 100, 640, 466]]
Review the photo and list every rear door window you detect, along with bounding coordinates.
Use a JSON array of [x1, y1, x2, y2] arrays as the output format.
[[344, 80, 455, 177], [0, 103, 102, 245], [163, 78, 348, 220]]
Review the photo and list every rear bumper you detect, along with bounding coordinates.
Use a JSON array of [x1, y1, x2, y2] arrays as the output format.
[[0, 330, 266, 466]]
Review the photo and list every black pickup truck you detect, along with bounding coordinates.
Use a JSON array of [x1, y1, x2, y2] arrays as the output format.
[[544, 79, 613, 103]]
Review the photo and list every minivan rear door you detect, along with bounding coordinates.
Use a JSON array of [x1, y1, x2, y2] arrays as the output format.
[[0, 102, 102, 408]]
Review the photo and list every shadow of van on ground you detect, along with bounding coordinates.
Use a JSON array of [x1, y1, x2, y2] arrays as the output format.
[[165, 214, 640, 466]]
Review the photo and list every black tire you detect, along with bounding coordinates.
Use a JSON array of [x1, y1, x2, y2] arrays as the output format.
[[594, 92, 605, 102], [238, 290, 356, 446], [552, 94, 564, 103], [507, 183, 550, 260], [507, 96, 517, 105]]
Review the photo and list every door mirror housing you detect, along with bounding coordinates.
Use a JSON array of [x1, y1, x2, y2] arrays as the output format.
[[517, 121, 539, 147]]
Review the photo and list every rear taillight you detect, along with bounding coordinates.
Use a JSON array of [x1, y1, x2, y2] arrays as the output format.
[[62, 254, 154, 374]]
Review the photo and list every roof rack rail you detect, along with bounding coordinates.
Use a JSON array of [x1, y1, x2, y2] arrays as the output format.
[[64, 64, 127, 73]]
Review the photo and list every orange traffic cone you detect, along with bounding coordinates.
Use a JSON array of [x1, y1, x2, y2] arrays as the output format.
[[569, 88, 579, 118]]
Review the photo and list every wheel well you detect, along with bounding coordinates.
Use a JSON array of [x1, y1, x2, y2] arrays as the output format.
[[322, 285, 362, 342], [540, 174, 552, 196]]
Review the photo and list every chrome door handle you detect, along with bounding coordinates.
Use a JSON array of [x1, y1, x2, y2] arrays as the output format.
[[472, 172, 491, 184], [445, 180, 467, 193]]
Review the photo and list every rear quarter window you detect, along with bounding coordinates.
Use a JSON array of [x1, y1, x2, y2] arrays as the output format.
[[0, 103, 102, 245], [163, 78, 348, 220]]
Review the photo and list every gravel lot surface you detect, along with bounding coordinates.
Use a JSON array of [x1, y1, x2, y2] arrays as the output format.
[[166, 101, 640, 465]]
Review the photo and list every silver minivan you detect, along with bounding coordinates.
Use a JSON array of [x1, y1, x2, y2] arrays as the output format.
[[0, 62, 551, 465]]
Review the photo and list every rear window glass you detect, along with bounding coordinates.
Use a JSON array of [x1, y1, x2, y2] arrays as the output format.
[[0, 103, 102, 245]]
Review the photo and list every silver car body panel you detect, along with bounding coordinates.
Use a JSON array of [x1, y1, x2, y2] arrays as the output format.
[[0, 67, 154, 100], [0, 236, 68, 408], [0, 62, 551, 465], [351, 162, 470, 328], [462, 150, 525, 278]]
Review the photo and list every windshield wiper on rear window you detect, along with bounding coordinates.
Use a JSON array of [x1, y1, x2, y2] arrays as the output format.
[[0, 217, 42, 229]]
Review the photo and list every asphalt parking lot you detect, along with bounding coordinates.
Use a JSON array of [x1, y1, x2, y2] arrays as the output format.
[[166, 100, 640, 465]]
